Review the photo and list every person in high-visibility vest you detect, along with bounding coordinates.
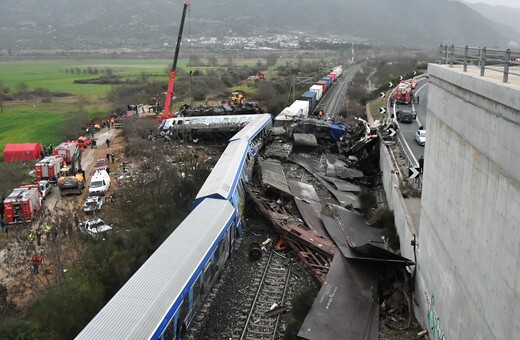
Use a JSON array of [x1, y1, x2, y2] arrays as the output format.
[[44, 225, 52, 240]]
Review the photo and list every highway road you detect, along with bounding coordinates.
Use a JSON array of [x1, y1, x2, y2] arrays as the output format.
[[393, 77, 429, 165]]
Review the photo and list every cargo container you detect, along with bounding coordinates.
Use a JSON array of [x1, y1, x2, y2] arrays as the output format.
[[274, 100, 310, 127], [301, 91, 317, 110], [327, 73, 337, 83], [321, 77, 332, 88], [54, 141, 79, 164], [275, 107, 299, 126], [309, 85, 323, 101], [35, 155, 63, 181], [332, 66, 343, 78], [3, 187, 41, 223], [316, 80, 328, 93]]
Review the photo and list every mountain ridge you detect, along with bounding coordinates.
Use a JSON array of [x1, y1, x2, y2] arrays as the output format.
[[0, 0, 518, 50]]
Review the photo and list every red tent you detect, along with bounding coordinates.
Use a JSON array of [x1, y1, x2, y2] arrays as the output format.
[[3, 143, 43, 163]]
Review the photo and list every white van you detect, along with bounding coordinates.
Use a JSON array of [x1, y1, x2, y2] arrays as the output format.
[[89, 170, 111, 196], [38, 180, 53, 199]]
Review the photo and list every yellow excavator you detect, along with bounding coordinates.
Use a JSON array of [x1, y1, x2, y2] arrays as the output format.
[[229, 91, 245, 105], [57, 150, 85, 196]]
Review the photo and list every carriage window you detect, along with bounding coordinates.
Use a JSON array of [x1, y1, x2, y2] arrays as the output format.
[[203, 260, 213, 283], [191, 274, 202, 310], [178, 294, 189, 328], [161, 309, 178, 340]]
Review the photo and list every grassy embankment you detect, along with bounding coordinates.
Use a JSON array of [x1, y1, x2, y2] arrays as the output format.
[[368, 89, 392, 121]]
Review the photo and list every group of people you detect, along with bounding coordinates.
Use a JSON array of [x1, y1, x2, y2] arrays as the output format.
[[28, 224, 58, 246], [41, 144, 54, 157], [106, 153, 115, 163]]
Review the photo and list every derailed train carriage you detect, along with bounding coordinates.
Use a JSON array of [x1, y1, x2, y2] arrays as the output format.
[[76, 114, 273, 340]]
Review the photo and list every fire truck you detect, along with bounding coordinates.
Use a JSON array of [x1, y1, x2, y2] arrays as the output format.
[[393, 81, 413, 105], [3, 187, 41, 223]]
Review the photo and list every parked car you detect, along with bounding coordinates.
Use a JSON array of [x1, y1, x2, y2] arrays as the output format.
[[94, 158, 109, 173], [397, 110, 414, 123], [89, 170, 111, 196], [83, 195, 103, 213], [78, 217, 112, 238], [415, 129, 426, 146], [38, 180, 53, 199]]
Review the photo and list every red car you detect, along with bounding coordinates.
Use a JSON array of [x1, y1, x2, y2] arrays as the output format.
[[94, 158, 109, 173], [77, 136, 91, 150]]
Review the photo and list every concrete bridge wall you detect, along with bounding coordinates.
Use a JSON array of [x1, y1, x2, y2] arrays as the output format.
[[415, 64, 520, 340]]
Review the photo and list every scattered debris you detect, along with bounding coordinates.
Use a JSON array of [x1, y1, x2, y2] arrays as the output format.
[[293, 133, 318, 147], [259, 159, 292, 196], [248, 242, 262, 260], [265, 305, 289, 317]]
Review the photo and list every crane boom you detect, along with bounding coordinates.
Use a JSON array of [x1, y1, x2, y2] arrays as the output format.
[[160, 1, 190, 122]]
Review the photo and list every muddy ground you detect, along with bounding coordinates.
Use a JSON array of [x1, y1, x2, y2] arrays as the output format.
[[0, 124, 124, 309]]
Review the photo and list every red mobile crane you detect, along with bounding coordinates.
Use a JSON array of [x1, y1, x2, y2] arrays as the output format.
[[159, 2, 190, 122]]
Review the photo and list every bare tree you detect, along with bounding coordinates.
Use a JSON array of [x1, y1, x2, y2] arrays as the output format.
[[16, 82, 29, 93], [257, 81, 281, 113]]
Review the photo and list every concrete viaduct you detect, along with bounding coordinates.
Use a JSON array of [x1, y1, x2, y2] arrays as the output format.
[[383, 62, 520, 339]]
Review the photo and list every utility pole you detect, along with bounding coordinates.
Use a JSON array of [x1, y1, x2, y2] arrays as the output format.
[[189, 70, 193, 107], [351, 40, 355, 64]]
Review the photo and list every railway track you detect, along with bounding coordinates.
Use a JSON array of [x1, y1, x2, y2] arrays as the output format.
[[234, 249, 292, 340]]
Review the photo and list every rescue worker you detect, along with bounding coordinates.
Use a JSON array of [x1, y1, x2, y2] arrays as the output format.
[[44, 224, 52, 240], [32, 255, 42, 274], [28, 231, 35, 244], [1, 220, 7, 235], [51, 226, 58, 241], [36, 227, 43, 246]]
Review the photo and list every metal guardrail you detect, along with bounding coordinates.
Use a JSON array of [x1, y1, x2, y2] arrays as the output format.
[[438, 44, 520, 83]]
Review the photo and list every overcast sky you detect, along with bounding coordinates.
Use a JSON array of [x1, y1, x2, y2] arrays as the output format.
[[462, 0, 520, 7]]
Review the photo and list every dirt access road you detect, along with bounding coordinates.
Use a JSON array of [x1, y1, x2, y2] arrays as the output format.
[[0, 124, 125, 309]]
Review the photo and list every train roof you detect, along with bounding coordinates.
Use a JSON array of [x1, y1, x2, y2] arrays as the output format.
[[194, 139, 248, 206], [229, 113, 272, 143], [159, 114, 261, 131], [76, 198, 235, 340]]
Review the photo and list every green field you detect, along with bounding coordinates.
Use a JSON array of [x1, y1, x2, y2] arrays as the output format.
[[0, 99, 107, 154], [0, 59, 174, 96], [0, 58, 259, 97], [0, 58, 265, 160]]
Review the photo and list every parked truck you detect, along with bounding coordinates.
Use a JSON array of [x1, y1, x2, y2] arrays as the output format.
[[35, 155, 63, 182], [54, 141, 80, 163], [3, 187, 41, 223]]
